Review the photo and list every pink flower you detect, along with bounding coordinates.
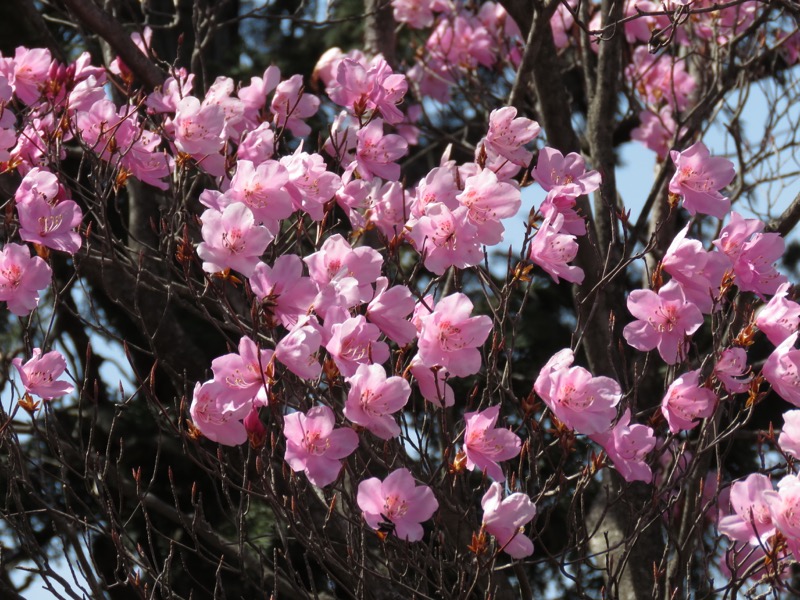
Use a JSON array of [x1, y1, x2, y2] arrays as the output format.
[[718, 474, 775, 546], [328, 57, 408, 125], [714, 212, 786, 297], [367, 277, 417, 346], [304, 234, 382, 296], [531, 147, 601, 199], [416, 293, 492, 378], [763, 474, 800, 556], [196, 204, 273, 277], [344, 364, 410, 439], [283, 405, 359, 487], [237, 123, 276, 164], [631, 107, 684, 160], [357, 468, 438, 541], [622, 280, 704, 365], [281, 149, 342, 220], [249, 255, 317, 328], [669, 142, 735, 219], [0, 243, 52, 316], [274, 317, 323, 379], [409, 356, 455, 408], [778, 410, 800, 460], [270, 74, 319, 137], [16, 196, 83, 255], [407, 203, 483, 275], [238, 66, 280, 119], [757, 283, 800, 345], [173, 96, 226, 157], [354, 119, 407, 181], [626, 47, 696, 111], [590, 409, 656, 483], [410, 166, 459, 218], [463, 405, 522, 481], [482, 107, 540, 167], [763, 332, 800, 407], [481, 482, 537, 559], [12, 348, 73, 400], [391, 0, 437, 29], [456, 168, 521, 245], [210, 336, 273, 409], [226, 160, 294, 230], [662, 224, 730, 314], [190, 380, 248, 446], [661, 369, 717, 433], [6, 47, 52, 105], [713, 348, 752, 394], [325, 315, 390, 377], [529, 214, 584, 284], [534, 348, 621, 435], [539, 193, 586, 236]]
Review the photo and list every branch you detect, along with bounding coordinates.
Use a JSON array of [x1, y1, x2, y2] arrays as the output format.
[[766, 191, 800, 237], [61, 0, 166, 90]]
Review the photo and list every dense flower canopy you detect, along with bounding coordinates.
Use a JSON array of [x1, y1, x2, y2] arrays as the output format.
[[2, 0, 800, 598]]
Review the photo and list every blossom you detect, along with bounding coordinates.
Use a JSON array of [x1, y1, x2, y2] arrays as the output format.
[[778, 410, 800, 459], [249, 255, 317, 328], [366, 277, 417, 346], [463, 405, 522, 481], [274, 317, 323, 379], [481, 482, 537, 559], [210, 336, 273, 409], [763, 474, 800, 556], [590, 409, 656, 483], [226, 160, 294, 230], [714, 212, 786, 297], [196, 204, 273, 277], [325, 315, 390, 377], [406, 203, 483, 275], [713, 348, 752, 394], [763, 332, 800, 407], [534, 348, 621, 435], [16, 195, 83, 254], [190, 380, 248, 446], [281, 149, 342, 220], [357, 468, 438, 541], [354, 118, 408, 181], [456, 168, 521, 245], [0, 243, 52, 316], [416, 293, 492, 377], [173, 96, 226, 157], [283, 405, 359, 487], [328, 56, 408, 125], [669, 142, 735, 219], [661, 369, 717, 433], [409, 356, 455, 408], [622, 281, 704, 364], [756, 283, 800, 346], [482, 106, 540, 167], [529, 214, 584, 284], [631, 107, 684, 160], [344, 364, 410, 439], [271, 74, 319, 137], [718, 474, 775, 546], [531, 147, 601, 199], [12, 348, 74, 400], [662, 224, 730, 314]]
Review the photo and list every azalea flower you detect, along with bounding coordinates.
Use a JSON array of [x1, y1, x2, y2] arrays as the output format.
[[463, 405, 522, 481], [12, 348, 74, 400], [283, 405, 359, 487], [481, 482, 537, 559], [357, 468, 438, 541]]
